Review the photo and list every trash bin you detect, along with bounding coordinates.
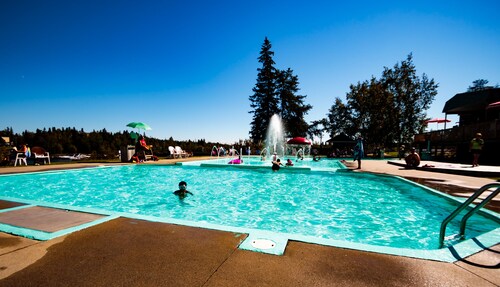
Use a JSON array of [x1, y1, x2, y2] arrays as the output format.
[[121, 145, 135, 162], [421, 151, 431, 160]]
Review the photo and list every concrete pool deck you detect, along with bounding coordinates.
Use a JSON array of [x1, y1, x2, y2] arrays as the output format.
[[0, 158, 499, 286]]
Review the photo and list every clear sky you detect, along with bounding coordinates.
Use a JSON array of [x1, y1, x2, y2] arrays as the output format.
[[1, 1, 499, 143]]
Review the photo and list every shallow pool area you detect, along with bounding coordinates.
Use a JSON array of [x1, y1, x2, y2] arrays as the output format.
[[0, 161, 499, 262], [185, 155, 347, 171]]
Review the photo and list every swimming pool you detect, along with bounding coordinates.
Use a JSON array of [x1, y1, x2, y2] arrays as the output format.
[[0, 161, 498, 261]]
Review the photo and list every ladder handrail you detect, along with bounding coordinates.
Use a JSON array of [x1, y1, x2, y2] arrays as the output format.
[[459, 186, 500, 236], [439, 183, 500, 248]]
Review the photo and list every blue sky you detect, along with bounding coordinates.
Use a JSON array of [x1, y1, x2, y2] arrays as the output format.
[[1, 1, 499, 143]]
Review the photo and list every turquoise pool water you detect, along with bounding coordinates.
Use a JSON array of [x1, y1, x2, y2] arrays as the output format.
[[196, 156, 346, 170], [0, 163, 498, 251]]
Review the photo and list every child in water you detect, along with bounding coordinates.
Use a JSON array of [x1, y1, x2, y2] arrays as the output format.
[[173, 181, 193, 199]]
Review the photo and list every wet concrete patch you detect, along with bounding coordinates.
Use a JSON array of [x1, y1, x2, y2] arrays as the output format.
[[0, 206, 104, 232]]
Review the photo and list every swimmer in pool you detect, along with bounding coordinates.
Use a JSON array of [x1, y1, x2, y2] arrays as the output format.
[[272, 159, 283, 171], [173, 181, 193, 199]]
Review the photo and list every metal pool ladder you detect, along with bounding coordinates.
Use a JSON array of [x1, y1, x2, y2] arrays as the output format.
[[439, 183, 500, 248]]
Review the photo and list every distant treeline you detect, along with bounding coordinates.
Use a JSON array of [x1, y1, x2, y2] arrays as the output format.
[[0, 127, 248, 159]]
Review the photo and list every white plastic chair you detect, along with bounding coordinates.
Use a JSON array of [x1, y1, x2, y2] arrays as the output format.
[[14, 153, 27, 166], [168, 146, 178, 158], [175, 146, 189, 158]]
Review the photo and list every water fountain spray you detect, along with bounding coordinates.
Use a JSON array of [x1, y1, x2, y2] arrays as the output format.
[[265, 114, 285, 158]]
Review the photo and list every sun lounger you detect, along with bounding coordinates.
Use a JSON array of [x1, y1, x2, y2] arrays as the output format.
[[168, 146, 178, 158], [144, 145, 155, 161], [175, 146, 189, 158]]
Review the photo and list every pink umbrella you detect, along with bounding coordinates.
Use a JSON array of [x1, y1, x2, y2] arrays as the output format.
[[486, 101, 500, 109], [425, 118, 450, 130], [425, 118, 451, 123]]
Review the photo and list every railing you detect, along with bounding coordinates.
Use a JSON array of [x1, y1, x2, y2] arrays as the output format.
[[439, 183, 500, 248], [415, 119, 500, 143]]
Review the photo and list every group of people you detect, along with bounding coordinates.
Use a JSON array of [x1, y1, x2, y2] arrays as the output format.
[[2, 144, 31, 166], [131, 135, 157, 163], [174, 134, 486, 202], [13, 144, 31, 157], [271, 153, 296, 171], [400, 132, 484, 168], [347, 135, 421, 169]]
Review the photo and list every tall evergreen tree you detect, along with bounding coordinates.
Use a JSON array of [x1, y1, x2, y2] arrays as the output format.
[[249, 37, 279, 143], [276, 68, 312, 137]]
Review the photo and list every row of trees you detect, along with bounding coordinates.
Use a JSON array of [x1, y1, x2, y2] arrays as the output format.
[[0, 127, 226, 162]]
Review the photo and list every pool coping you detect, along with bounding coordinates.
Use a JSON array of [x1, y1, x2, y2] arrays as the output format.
[[0, 163, 499, 263]]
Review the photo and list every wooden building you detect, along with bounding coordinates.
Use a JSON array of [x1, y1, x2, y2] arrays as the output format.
[[414, 88, 500, 165]]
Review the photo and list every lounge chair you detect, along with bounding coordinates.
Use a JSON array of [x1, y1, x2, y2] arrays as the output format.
[[168, 146, 178, 158], [135, 142, 155, 162], [144, 145, 155, 161], [31, 146, 51, 165], [175, 146, 189, 158]]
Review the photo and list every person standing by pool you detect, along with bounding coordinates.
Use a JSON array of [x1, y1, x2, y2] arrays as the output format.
[[353, 135, 364, 169], [173, 181, 193, 199], [398, 144, 406, 160], [469, 133, 484, 167]]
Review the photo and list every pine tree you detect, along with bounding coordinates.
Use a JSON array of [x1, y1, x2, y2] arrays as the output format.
[[249, 37, 279, 144], [467, 79, 490, 92], [276, 68, 312, 137]]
